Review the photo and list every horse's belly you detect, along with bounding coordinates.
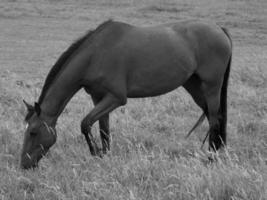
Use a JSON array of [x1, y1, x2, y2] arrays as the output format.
[[127, 84, 180, 98], [126, 68, 191, 98]]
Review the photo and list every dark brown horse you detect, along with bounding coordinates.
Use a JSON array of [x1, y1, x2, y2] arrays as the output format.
[[21, 20, 232, 169]]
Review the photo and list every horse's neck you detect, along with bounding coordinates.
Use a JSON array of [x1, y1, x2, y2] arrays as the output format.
[[40, 76, 81, 124]]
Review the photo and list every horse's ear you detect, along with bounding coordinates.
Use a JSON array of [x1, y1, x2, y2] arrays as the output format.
[[23, 100, 34, 111], [34, 102, 41, 116]]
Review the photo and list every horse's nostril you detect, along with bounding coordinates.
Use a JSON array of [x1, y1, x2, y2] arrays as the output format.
[[21, 163, 29, 169]]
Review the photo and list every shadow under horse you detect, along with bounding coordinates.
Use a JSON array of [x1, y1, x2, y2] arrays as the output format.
[[21, 20, 232, 169]]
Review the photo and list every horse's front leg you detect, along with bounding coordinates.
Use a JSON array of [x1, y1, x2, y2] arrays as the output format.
[[81, 93, 120, 156], [91, 95, 110, 154], [98, 114, 110, 154]]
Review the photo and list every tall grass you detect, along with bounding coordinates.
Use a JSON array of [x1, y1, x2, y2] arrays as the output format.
[[0, 0, 266, 199]]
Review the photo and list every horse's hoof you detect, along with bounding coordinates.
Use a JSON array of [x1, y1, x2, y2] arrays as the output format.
[[91, 148, 103, 158], [97, 148, 104, 158]]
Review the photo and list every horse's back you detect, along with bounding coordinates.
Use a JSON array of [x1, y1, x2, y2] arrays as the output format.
[[115, 22, 199, 97]]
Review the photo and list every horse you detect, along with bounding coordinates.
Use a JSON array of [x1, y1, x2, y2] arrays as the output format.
[[21, 19, 232, 169]]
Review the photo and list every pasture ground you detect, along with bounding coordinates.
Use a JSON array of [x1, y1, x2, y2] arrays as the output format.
[[0, 0, 266, 199]]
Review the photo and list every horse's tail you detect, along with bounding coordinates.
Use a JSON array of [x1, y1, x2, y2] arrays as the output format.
[[219, 27, 232, 145]]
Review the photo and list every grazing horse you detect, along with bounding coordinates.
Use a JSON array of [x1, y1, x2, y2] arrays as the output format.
[[21, 20, 232, 169]]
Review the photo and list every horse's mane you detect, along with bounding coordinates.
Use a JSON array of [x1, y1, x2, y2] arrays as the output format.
[[38, 20, 113, 104]]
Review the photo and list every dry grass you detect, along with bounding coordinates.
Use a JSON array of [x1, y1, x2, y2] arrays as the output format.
[[0, 0, 266, 199]]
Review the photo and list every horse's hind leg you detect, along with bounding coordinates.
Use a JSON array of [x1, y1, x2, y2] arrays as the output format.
[[202, 81, 223, 150], [91, 95, 110, 154], [81, 93, 121, 156]]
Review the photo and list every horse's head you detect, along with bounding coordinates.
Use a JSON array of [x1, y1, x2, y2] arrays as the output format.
[[21, 100, 57, 169]]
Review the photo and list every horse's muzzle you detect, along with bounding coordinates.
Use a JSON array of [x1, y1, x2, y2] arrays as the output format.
[[20, 147, 46, 169], [20, 155, 39, 169]]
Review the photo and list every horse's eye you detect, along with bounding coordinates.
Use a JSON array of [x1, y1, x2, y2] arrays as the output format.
[[30, 132, 37, 136]]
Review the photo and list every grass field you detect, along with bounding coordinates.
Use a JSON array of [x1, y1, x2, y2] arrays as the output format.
[[0, 0, 267, 199]]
